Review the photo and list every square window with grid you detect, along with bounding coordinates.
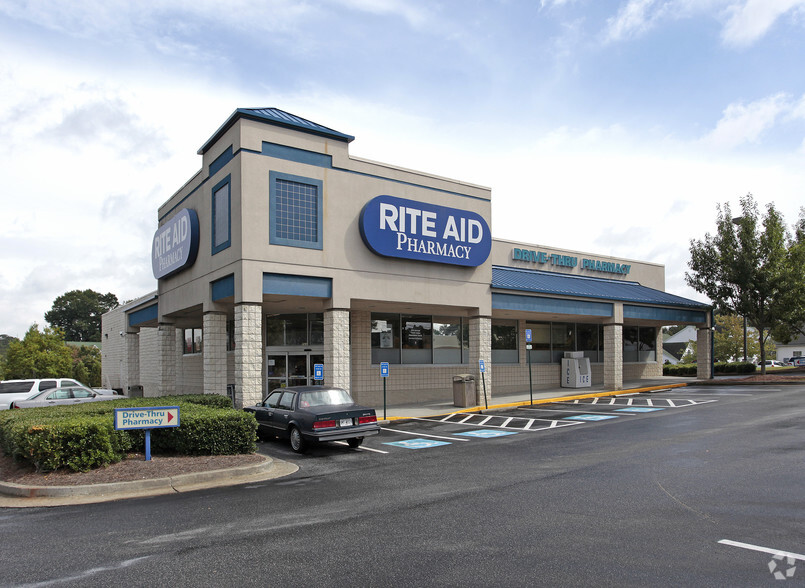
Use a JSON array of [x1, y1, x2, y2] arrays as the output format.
[[274, 179, 319, 243]]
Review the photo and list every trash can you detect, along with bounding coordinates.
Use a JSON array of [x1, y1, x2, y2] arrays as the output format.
[[452, 374, 476, 407]]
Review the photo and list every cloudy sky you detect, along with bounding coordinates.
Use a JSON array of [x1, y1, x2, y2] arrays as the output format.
[[1, 0, 804, 339]]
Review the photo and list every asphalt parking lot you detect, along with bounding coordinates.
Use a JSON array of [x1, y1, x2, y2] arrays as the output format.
[[258, 386, 744, 459]]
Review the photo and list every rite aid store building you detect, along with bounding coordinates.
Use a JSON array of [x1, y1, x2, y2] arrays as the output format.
[[102, 108, 712, 409]]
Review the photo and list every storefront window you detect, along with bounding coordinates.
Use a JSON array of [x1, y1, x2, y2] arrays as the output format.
[[623, 326, 639, 363], [491, 320, 518, 363], [266, 313, 323, 347], [183, 328, 202, 355], [371, 313, 468, 364], [638, 326, 657, 362], [577, 323, 599, 363], [527, 322, 551, 363], [372, 313, 400, 364], [402, 315, 432, 364], [551, 323, 574, 363], [433, 316, 463, 364]]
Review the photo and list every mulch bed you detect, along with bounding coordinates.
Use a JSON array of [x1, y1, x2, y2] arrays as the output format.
[[0, 452, 265, 487]]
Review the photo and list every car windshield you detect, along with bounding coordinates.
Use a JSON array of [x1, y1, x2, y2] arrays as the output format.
[[300, 389, 354, 408]]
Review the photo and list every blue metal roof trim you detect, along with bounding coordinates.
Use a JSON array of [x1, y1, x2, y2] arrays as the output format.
[[492, 266, 710, 310], [199, 107, 354, 154]]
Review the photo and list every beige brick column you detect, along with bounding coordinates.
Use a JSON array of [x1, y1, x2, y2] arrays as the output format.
[[470, 315, 491, 405], [157, 323, 176, 396], [325, 308, 351, 391], [697, 327, 713, 379], [125, 331, 140, 393], [603, 323, 623, 391], [235, 303, 262, 408], [203, 312, 228, 397]]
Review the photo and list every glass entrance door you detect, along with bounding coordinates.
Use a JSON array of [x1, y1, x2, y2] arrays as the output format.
[[266, 352, 325, 393]]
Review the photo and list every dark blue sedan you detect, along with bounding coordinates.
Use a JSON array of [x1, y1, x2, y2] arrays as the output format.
[[245, 386, 380, 453]]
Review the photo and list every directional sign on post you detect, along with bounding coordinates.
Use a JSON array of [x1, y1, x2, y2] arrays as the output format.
[[114, 407, 180, 430], [314, 363, 324, 381], [114, 406, 180, 461]]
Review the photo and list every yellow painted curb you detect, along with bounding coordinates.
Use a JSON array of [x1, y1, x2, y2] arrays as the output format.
[[380, 383, 689, 421]]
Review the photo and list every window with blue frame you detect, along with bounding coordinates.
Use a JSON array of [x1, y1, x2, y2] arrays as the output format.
[[212, 175, 231, 254], [269, 171, 323, 250]]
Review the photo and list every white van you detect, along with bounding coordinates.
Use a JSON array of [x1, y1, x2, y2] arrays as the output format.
[[0, 378, 85, 410]]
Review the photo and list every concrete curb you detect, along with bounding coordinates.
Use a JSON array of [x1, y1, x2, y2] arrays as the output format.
[[0, 455, 299, 508]]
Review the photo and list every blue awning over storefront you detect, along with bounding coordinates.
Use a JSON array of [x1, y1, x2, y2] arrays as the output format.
[[492, 266, 710, 323]]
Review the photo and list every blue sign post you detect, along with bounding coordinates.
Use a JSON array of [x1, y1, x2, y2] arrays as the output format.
[[525, 329, 534, 405], [380, 362, 389, 420], [314, 363, 324, 382], [479, 359, 488, 410]]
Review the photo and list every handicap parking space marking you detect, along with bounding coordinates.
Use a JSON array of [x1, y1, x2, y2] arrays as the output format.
[[614, 407, 665, 413], [381, 427, 470, 442], [567, 396, 718, 409], [422, 413, 582, 432], [383, 438, 452, 450], [454, 430, 519, 438], [563, 414, 620, 421]]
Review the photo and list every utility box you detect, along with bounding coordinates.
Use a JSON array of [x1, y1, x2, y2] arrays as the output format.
[[452, 374, 476, 407], [561, 351, 591, 388], [128, 384, 144, 398]]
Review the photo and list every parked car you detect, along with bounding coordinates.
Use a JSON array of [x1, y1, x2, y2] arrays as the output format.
[[0, 378, 122, 410], [245, 385, 380, 453], [793, 357, 805, 366], [9, 385, 124, 409], [763, 360, 784, 368]]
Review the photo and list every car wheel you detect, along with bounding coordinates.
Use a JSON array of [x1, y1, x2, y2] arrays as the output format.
[[347, 437, 363, 448], [289, 426, 307, 453]]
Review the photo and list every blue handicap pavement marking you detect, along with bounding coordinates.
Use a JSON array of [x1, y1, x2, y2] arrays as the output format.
[[564, 414, 620, 421], [384, 438, 452, 449], [615, 407, 665, 413], [454, 430, 519, 438]]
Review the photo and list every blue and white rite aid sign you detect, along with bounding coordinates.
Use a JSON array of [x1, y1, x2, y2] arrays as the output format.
[[151, 208, 200, 279], [114, 407, 181, 430], [359, 195, 491, 267]]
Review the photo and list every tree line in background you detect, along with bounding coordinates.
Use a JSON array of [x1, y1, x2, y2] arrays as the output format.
[[687, 193, 805, 374], [0, 290, 118, 385]]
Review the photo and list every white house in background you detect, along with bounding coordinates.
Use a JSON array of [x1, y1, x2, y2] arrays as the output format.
[[662, 325, 698, 364], [774, 332, 805, 363]]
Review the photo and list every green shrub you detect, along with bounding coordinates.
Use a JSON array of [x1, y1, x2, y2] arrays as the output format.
[[0, 394, 256, 472]]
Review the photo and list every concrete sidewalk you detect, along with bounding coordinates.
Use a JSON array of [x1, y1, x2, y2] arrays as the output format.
[[372, 376, 694, 421]]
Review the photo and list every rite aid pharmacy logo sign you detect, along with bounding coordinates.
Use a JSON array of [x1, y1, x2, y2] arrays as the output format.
[[151, 208, 200, 279], [360, 195, 491, 267]]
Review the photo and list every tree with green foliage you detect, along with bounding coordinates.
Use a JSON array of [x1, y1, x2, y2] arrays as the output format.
[[71, 345, 102, 387], [770, 207, 805, 345], [4, 324, 73, 379], [45, 289, 119, 341], [686, 194, 805, 374]]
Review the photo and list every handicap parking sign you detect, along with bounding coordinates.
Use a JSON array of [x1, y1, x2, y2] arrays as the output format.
[[383, 438, 451, 449], [314, 363, 324, 381]]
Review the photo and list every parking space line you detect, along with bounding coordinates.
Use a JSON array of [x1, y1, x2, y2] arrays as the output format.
[[331, 441, 389, 454], [382, 426, 470, 441], [719, 539, 805, 561], [501, 417, 513, 427], [518, 406, 639, 415], [525, 418, 535, 429], [479, 415, 492, 425], [418, 414, 580, 432]]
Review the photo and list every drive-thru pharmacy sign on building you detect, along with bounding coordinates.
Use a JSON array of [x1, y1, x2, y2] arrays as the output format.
[[114, 406, 180, 460]]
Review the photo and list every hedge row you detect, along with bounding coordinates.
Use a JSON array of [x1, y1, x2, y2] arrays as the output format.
[[663, 362, 757, 376], [0, 395, 257, 472]]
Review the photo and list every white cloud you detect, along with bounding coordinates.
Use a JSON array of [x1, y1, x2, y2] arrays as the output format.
[[721, 0, 805, 47], [604, 0, 661, 43], [700, 93, 793, 149]]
